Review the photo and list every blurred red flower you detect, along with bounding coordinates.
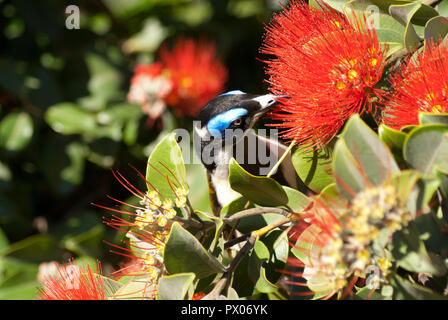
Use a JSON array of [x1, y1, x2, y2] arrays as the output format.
[[127, 62, 172, 120], [383, 41, 448, 129], [37, 261, 105, 300], [160, 38, 228, 117], [261, 1, 387, 148], [128, 38, 227, 120]]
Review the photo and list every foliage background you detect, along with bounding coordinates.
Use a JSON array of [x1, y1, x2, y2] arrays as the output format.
[[0, 0, 286, 299]]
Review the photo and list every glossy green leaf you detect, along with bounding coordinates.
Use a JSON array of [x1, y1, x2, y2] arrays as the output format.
[[0, 257, 38, 289], [391, 274, 446, 300], [146, 133, 188, 201], [334, 115, 400, 198], [185, 163, 212, 214], [389, 2, 421, 50], [229, 158, 288, 207], [418, 112, 448, 126], [0, 234, 62, 263], [436, 167, 448, 198], [111, 275, 155, 300], [0, 228, 8, 252], [96, 103, 142, 125], [378, 124, 407, 154], [45, 103, 96, 135], [85, 53, 122, 103], [248, 240, 278, 294], [438, 0, 448, 17], [346, 0, 407, 55], [291, 146, 334, 193], [0, 280, 40, 300], [0, 112, 33, 151], [158, 273, 196, 300], [164, 223, 226, 279], [424, 16, 448, 44], [391, 221, 447, 276], [413, 211, 448, 253], [283, 186, 312, 213], [404, 124, 448, 175]]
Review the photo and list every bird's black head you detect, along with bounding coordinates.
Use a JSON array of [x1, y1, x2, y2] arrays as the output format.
[[196, 90, 284, 139]]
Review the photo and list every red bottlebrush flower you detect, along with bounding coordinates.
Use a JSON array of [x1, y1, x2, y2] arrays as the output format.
[[93, 163, 189, 299], [37, 261, 105, 300], [192, 292, 205, 300], [160, 38, 228, 117], [382, 41, 448, 129], [127, 62, 172, 119], [261, 1, 387, 148], [287, 179, 414, 299]]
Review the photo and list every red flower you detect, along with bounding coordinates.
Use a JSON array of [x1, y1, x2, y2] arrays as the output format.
[[127, 62, 172, 119], [159, 38, 228, 117], [383, 41, 448, 129], [261, 1, 387, 148], [37, 261, 105, 300]]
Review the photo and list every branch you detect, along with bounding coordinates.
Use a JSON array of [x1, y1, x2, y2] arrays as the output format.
[[203, 233, 258, 300]]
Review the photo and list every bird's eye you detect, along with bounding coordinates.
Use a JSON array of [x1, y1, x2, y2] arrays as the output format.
[[231, 118, 242, 126]]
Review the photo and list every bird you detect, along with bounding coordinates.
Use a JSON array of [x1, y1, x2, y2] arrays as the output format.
[[193, 90, 299, 215]]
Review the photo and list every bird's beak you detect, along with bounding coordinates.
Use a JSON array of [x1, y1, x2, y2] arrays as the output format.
[[252, 94, 288, 116], [249, 94, 289, 127]]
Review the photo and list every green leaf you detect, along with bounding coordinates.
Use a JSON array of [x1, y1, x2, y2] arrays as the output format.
[[248, 240, 278, 294], [0, 112, 33, 151], [389, 2, 422, 51], [146, 133, 188, 201], [0, 280, 40, 300], [414, 211, 448, 253], [185, 163, 212, 214], [424, 16, 448, 44], [111, 275, 155, 300], [334, 115, 400, 198], [0, 227, 8, 252], [229, 158, 288, 207], [96, 103, 142, 125], [438, 0, 448, 17], [283, 186, 312, 213], [391, 221, 447, 276], [356, 286, 386, 300], [404, 124, 448, 175], [98, 275, 122, 299], [164, 223, 226, 279], [333, 140, 369, 198], [0, 257, 38, 289], [0, 234, 62, 263], [418, 112, 448, 126], [122, 18, 169, 54], [45, 103, 96, 135], [85, 53, 122, 103], [158, 273, 196, 300], [378, 124, 407, 155], [436, 167, 448, 198], [346, 0, 407, 55], [313, 0, 350, 12], [391, 274, 446, 300], [291, 146, 334, 193]]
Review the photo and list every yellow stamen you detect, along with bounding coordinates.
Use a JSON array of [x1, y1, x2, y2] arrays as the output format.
[[336, 81, 346, 90], [180, 77, 193, 88], [347, 69, 358, 80], [378, 257, 392, 271], [431, 105, 443, 113]]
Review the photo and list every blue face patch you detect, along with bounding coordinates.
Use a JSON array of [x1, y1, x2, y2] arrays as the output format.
[[206, 108, 248, 138], [219, 90, 245, 96]]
